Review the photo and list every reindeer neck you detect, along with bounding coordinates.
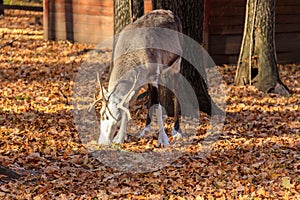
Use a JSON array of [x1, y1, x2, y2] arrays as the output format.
[[108, 78, 139, 105]]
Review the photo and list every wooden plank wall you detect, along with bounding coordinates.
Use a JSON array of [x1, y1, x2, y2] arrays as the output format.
[[44, 0, 151, 44], [44, 0, 114, 44], [275, 0, 300, 64], [44, 0, 299, 64], [209, 0, 300, 64], [208, 0, 245, 64]]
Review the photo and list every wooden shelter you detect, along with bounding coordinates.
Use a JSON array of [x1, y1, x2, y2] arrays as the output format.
[[44, 0, 300, 64], [208, 0, 300, 64]]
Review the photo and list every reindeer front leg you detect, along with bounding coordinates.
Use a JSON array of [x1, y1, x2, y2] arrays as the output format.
[[112, 112, 128, 144], [152, 85, 169, 147], [156, 104, 170, 147], [140, 84, 169, 147], [172, 96, 182, 139]]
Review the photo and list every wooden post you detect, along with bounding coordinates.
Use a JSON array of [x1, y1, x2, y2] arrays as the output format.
[[44, 0, 56, 40], [64, 0, 74, 42], [144, 0, 152, 13], [43, 0, 49, 39]]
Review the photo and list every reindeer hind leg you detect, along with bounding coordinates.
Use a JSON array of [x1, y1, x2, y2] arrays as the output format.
[[139, 84, 154, 138], [156, 103, 170, 147], [172, 97, 182, 140], [150, 85, 169, 147]]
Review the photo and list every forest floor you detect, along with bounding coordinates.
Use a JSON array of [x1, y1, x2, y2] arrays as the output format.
[[0, 10, 299, 200]]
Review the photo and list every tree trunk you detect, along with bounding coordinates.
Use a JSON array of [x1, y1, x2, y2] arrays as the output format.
[[152, 0, 224, 116], [0, 164, 21, 179], [111, 0, 144, 74], [113, 0, 144, 35], [0, 0, 4, 15], [235, 0, 290, 96]]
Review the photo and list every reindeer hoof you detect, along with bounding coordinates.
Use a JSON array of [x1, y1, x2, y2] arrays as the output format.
[[171, 129, 182, 140], [158, 130, 170, 147], [139, 126, 151, 138], [98, 134, 111, 146], [113, 132, 126, 144]]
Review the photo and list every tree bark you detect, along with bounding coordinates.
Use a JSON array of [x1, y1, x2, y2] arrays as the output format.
[[113, 0, 144, 35], [235, 0, 290, 96], [0, 164, 21, 179], [152, 0, 224, 116]]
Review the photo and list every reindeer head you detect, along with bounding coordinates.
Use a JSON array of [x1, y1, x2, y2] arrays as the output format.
[[98, 95, 120, 145], [96, 73, 139, 145]]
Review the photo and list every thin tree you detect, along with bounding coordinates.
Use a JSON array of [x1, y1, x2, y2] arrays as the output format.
[[235, 0, 290, 96], [152, 0, 224, 116]]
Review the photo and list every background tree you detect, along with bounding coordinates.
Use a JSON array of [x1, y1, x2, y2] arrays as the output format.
[[235, 0, 290, 96], [152, 0, 224, 116], [113, 0, 144, 35]]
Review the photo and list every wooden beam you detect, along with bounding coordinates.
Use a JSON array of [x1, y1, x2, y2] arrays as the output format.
[[0, 4, 43, 12], [43, 0, 49, 40]]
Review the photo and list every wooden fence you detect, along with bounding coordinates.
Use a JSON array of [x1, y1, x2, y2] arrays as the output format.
[[42, 0, 300, 64], [209, 0, 300, 64], [43, 0, 152, 44]]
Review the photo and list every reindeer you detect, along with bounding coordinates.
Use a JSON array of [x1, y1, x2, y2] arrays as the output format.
[[98, 10, 183, 147]]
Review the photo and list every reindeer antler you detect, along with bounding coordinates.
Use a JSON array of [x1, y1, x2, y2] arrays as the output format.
[[97, 73, 108, 104], [88, 73, 106, 112], [88, 73, 118, 121], [97, 73, 109, 118], [117, 72, 140, 121]]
